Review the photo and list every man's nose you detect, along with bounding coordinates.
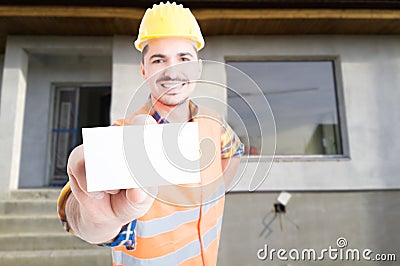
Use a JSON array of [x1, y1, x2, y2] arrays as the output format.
[[163, 62, 181, 79]]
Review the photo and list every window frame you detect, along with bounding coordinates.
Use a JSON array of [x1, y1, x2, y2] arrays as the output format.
[[225, 55, 350, 161]]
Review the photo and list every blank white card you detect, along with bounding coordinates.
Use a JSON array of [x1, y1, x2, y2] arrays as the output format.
[[82, 123, 200, 192]]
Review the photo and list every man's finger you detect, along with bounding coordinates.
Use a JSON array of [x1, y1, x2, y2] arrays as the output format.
[[67, 145, 89, 193], [105, 190, 120, 195], [126, 188, 148, 204]]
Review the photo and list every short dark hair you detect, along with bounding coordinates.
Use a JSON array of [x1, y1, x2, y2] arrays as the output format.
[[141, 44, 149, 64]]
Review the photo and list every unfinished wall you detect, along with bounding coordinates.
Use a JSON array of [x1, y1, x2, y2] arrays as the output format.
[[0, 54, 3, 107], [19, 54, 111, 187], [219, 191, 399, 266], [112, 35, 400, 191]]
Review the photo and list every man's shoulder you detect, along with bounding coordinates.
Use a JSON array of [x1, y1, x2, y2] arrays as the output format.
[[113, 105, 149, 126]]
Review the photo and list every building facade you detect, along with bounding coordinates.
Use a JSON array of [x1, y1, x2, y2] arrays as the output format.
[[0, 1, 399, 265]]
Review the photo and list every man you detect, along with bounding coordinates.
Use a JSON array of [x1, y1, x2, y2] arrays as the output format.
[[57, 2, 244, 265]]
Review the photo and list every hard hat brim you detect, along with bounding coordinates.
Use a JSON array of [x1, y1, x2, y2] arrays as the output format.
[[134, 35, 204, 52]]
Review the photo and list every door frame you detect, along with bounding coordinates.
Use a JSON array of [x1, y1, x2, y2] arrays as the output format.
[[46, 82, 111, 186]]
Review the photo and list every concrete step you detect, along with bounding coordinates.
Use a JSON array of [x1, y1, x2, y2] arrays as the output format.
[[0, 189, 113, 265], [0, 248, 112, 266], [0, 233, 97, 251], [0, 200, 56, 216], [10, 189, 62, 200], [0, 215, 63, 234]]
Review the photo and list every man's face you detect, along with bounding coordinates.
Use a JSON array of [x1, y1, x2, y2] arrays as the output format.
[[140, 37, 201, 106]]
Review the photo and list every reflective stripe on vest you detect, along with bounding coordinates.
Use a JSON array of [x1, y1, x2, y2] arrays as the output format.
[[202, 184, 225, 215], [203, 216, 223, 250], [135, 207, 200, 238], [112, 216, 223, 265], [112, 238, 202, 265]]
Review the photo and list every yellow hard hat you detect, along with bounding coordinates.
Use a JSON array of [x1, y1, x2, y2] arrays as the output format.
[[134, 2, 204, 52]]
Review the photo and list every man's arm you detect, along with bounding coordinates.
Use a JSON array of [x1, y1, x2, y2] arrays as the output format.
[[220, 118, 244, 188], [221, 157, 241, 188], [59, 114, 158, 245]]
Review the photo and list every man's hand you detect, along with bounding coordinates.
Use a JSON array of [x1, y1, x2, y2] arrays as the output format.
[[65, 114, 157, 244]]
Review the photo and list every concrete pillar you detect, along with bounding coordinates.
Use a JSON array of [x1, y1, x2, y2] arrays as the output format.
[[0, 39, 28, 198], [111, 36, 143, 122]]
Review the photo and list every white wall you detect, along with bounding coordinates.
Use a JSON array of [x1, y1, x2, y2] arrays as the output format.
[[0, 54, 4, 106], [209, 35, 400, 191], [220, 190, 400, 266], [4, 35, 399, 191], [112, 35, 400, 191], [0, 36, 112, 195], [19, 54, 111, 187], [111, 36, 144, 122]]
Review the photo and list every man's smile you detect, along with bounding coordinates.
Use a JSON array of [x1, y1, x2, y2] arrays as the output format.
[[158, 80, 187, 94]]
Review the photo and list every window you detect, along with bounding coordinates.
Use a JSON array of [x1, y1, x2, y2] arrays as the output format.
[[226, 59, 346, 157]]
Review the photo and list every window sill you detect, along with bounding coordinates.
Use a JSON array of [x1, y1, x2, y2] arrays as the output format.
[[240, 154, 351, 163]]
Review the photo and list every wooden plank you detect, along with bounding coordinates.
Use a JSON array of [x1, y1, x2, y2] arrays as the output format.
[[193, 8, 400, 20], [0, 6, 144, 19], [0, 6, 400, 20]]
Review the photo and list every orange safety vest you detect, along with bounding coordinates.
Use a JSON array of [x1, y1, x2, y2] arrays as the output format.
[[113, 104, 225, 266]]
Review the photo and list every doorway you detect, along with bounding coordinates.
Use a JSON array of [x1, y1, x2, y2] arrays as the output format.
[[48, 85, 111, 186]]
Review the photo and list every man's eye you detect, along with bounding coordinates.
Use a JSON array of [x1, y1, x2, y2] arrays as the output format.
[[152, 59, 164, 64], [181, 57, 190, 62]]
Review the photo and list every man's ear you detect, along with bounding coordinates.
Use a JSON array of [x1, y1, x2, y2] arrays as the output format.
[[140, 62, 146, 78]]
